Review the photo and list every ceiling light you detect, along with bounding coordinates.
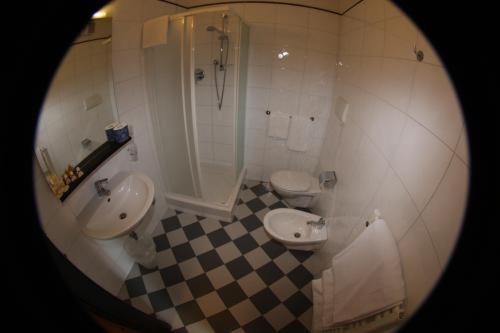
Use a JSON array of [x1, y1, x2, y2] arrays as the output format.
[[92, 10, 106, 19]]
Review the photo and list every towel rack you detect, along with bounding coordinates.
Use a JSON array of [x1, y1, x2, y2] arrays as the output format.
[[265, 110, 314, 121]]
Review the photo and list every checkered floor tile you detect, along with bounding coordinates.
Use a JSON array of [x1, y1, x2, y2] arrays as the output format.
[[118, 180, 317, 332]]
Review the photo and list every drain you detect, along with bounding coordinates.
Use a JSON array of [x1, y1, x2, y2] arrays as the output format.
[[294, 232, 301, 238], [119, 212, 127, 220]]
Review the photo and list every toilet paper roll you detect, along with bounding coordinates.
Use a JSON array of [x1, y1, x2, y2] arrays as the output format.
[[105, 122, 119, 141], [113, 122, 130, 143]]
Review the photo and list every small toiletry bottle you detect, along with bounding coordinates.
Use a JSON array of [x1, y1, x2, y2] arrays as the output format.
[[76, 167, 84, 178], [127, 141, 138, 161]]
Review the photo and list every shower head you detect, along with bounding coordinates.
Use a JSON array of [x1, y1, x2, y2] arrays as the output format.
[[206, 25, 221, 33], [206, 25, 228, 39]]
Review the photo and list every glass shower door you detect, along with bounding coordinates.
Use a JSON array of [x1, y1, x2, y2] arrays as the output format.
[[143, 17, 200, 197], [192, 11, 242, 204]]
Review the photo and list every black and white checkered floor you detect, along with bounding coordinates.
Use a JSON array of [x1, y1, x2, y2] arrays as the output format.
[[118, 180, 316, 332]]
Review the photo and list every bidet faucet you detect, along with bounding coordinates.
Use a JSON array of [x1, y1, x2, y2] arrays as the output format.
[[307, 217, 326, 227], [94, 178, 111, 197]]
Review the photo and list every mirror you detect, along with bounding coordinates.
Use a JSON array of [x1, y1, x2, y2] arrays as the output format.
[[35, 16, 118, 198]]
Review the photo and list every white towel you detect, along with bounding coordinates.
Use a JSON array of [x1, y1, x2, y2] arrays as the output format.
[[286, 116, 311, 152], [311, 278, 323, 333], [268, 112, 290, 139], [142, 15, 169, 48], [321, 268, 335, 328], [330, 219, 406, 325]]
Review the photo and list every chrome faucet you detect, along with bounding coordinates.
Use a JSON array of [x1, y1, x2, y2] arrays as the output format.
[[307, 217, 326, 227], [94, 178, 111, 197]]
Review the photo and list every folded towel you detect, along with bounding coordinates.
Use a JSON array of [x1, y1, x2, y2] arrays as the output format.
[[142, 15, 169, 48], [268, 112, 290, 139], [330, 219, 406, 325], [286, 116, 311, 152], [311, 278, 323, 333], [321, 268, 335, 328]]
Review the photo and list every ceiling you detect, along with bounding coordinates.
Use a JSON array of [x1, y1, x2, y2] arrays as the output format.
[[163, 0, 362, 15]]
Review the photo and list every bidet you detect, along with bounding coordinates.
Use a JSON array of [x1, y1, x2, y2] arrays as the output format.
[[263, 208, 328, 251]]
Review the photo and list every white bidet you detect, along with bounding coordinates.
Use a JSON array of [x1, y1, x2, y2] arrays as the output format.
[[263, 208, 327, 251]]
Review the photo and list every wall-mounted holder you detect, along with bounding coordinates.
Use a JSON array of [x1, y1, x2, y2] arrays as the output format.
[[413, 44, 424, 62], [319, 170, 337, 188], [265, 110, 314, 121]]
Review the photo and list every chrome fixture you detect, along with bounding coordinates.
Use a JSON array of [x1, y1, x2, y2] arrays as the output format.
[[206, 25, 227, 39], [413, 44, 424, 62], [307, 217, 326, 227], [265, 109, 315, 121], [94, 178, 111, 197], [194, 68, 205, 83], [206, 14, 229, 110], [319, 170, 337, 188]]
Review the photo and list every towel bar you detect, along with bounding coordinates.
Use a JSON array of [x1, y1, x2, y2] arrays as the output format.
[[265, 110, 314, 121]]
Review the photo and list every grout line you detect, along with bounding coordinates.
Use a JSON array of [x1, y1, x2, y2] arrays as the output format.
[[338, 59, 460, 155], [341, 0, 366, 16], [396, 151, 455, 270]]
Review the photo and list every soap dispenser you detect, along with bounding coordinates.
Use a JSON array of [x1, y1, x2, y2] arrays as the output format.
[[127, 141, 138, 161]]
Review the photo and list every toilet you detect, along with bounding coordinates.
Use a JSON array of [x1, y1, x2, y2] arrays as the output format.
[[263, 208, 327, 251], [270, 170, 321, 208]]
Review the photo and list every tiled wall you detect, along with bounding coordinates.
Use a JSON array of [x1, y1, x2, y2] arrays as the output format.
[[36, 26, 115, 175], [194, 12, 239, 166], [313, 0, 469, 317], [33, 0, 182, 296], [224, 3, 340, 181], [35, 0, 469, 317]]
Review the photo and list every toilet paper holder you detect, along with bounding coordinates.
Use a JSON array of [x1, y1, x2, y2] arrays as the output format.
[[319, 171, 337, 188]]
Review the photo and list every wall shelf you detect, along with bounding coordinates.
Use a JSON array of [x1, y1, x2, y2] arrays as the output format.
[[59, 137, 131, 202]]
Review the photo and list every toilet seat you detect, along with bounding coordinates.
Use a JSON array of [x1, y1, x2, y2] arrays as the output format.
[[270, 170, 311, 192]]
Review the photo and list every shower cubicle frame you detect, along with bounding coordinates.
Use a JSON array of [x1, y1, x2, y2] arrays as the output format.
[[147, 6, 248, 222]]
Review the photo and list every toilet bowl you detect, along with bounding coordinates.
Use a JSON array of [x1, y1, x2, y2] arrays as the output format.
[[270, 170, 321, 208], [263, 208, 327, 251]]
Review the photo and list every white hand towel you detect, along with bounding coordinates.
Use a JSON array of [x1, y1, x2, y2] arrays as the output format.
[[311, 278, 323, 333], [142, 15, 169, 49], [321, 268, 335, 328], [268, 112, 290, 139], [330, 219, 406, 325], [286, 116, 311, 152]]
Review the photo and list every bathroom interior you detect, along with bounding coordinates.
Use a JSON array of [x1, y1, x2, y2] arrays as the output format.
[[33, 0, 469, 332]]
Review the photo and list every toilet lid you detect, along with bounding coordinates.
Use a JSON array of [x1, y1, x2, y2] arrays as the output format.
[[271, 170, 311, 192]]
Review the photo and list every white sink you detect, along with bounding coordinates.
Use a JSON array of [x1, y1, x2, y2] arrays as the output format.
[[78, 172, 155, 240]]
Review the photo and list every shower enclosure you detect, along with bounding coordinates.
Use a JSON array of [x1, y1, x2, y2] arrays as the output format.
[[143, 7, 249, 221]]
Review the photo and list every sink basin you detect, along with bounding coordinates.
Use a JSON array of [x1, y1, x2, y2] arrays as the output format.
[[78, 172, 155, 240]]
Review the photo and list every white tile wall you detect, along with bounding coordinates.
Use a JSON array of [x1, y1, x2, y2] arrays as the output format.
[[313, 0, 469, 318], [222, 3, 341, 181], [35, 0, 470, 316], [35, 0, 181, 296], [193, 12, 239, 166], [36, 38, 114, 175]]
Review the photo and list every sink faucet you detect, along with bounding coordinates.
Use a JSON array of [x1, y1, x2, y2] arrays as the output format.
[[94, 178, 111, 197], [307, 217, 326, 227]]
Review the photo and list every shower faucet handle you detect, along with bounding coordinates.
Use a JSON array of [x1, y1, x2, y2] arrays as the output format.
[[195, 68, 205, 83]]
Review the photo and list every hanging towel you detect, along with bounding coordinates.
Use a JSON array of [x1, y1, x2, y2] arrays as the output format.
[[330, 219, 406, 325], [142, 15, 169, 48], [268, 112, 290, 139], [286, 115, 311, 152], [321, 268, 335, 328], [311, 278, 323, 333]]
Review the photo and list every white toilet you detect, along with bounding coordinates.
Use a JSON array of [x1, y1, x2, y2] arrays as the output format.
[[270, 170, 321, 208]]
